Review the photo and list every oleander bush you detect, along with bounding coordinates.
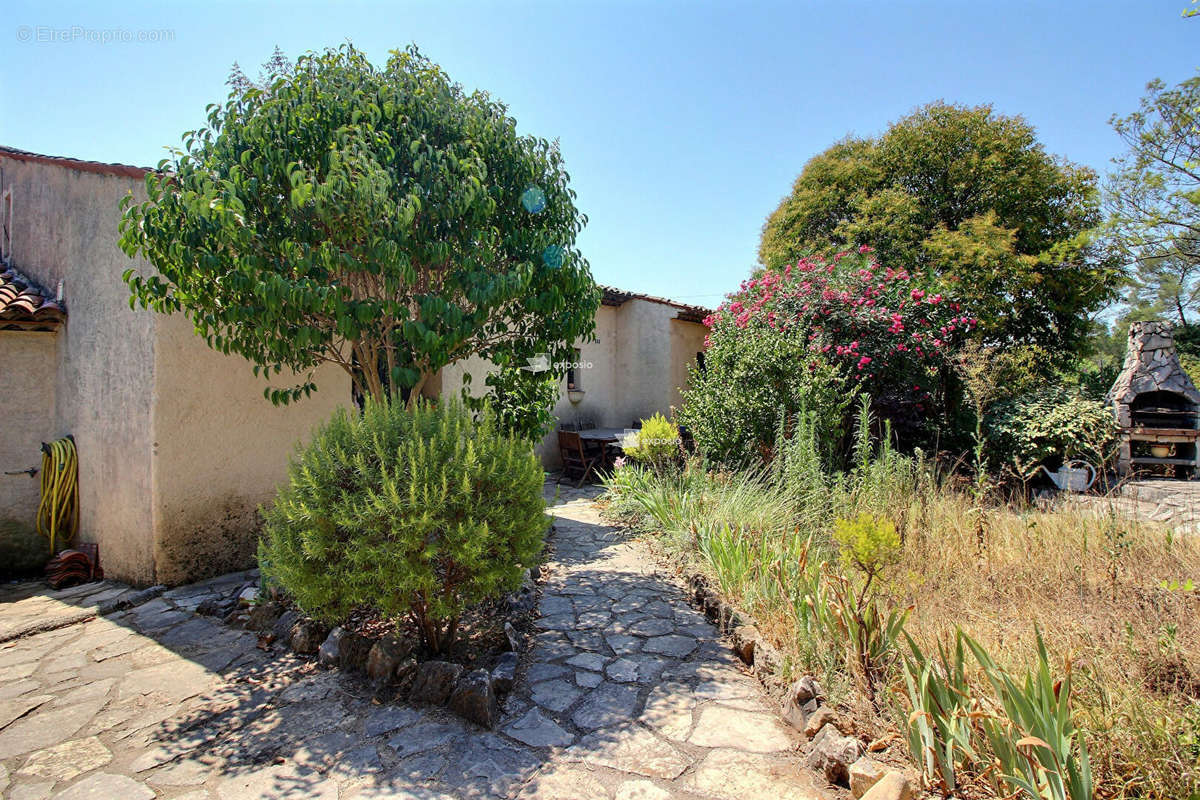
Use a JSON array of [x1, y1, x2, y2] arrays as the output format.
[[259, 398, 549, 653]]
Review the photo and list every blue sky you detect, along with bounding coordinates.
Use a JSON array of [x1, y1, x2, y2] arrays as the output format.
[[2, 1, 1196, 308]]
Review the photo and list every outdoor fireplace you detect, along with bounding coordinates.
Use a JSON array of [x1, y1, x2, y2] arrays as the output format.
[[1108, 321, 1200, 478]]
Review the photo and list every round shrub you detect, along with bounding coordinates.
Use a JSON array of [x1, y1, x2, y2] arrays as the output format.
[[624, 413, 681, 469], [259, 398, 548, 653]]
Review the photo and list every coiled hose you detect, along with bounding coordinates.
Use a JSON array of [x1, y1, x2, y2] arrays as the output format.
[[36, 435, 78, 555]]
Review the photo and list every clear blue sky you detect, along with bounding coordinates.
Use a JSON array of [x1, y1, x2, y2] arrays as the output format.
[[2, 0, 1196, 307]]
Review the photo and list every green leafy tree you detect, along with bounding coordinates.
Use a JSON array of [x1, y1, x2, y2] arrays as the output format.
[[120, 45, 598, 406], [760, 102, 1119, 361], [259, 398, 548, 653], [1107, 75, 1200, 326]]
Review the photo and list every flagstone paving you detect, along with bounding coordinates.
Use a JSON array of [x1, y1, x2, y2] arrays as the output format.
[[0, 484, 827, 799]]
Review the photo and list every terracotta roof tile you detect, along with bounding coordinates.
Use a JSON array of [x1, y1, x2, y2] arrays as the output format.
[[0, 267, 64, 329], [599, 285, 710, 323], [0, 145, 151, 179]]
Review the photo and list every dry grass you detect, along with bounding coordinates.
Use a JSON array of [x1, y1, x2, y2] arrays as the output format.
[[891, 493, 1200, 798], [603, 464, 1200, 798]]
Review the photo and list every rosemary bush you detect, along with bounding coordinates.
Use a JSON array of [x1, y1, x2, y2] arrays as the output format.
[[259, 398, 548, 653]]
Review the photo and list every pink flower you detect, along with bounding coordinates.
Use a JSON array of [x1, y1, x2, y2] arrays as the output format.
[[911, 289, 926, 301], [858, 244, 873, 254], [857, 356, 872, 370]]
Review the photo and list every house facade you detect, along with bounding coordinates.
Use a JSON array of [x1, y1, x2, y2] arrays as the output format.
[[0, 145, 708, 586]]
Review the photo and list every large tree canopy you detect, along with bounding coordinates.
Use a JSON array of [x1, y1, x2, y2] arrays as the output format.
[[759, 102, 1120, 359], [1107, 75, 1200, 326], [120, 45, 598, 405]]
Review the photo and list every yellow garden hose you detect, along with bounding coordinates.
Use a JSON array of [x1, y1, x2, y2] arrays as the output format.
[[36, 435, 79, 555]]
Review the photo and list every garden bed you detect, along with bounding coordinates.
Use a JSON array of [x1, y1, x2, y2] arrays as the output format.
[[601, 455, 1200, 799]]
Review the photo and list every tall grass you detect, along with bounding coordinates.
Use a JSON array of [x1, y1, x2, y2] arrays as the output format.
[[600, 403, 1200, 799]]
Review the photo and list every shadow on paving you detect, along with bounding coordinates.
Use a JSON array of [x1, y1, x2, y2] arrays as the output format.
[[0, 483, 819, 799]]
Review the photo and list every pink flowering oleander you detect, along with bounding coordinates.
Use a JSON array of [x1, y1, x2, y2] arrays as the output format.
[[707, 249, 973, 393]]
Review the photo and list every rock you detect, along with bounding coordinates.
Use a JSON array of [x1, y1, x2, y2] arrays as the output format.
[[752, 642, 782, 678], [246, 601, 282, 632], [339, 632, 373, 672], [317, 627, 346, 668], [687, 706, 794, 753], [53, 772, 155, 800], [408, 660, 464, 706], [804, 706, 842, 739], [491, 652, 518, 694], [448, 668, 499, 728], [195, 597, 231, 617], [272, 608, 301, 643], [222, 609, 248, 627], [504, 621, 521, 652], [503, 708, 574, 748], [731, 625, 759, 665], [290, 619, 330, 655], [16, 736, 112, 782], [782, 696, 819, 732], [792, 675, 824, 704], [806, 724, 865, 785], [701, 589, 722, 618], [860, 771, 918, 800], [237, 586, 259, 606], [394, 657, 418, 693], [366, 636, 410, 683], [849, 757, 888, 799]]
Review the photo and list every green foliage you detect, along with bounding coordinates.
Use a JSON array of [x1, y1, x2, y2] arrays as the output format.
[[624, 413, 681, 467], [1107, 75, 1200, 327], [464, 365, 559, 445], [258, 398, 548, 653], [760, 102, 1120, 362], [902, 635, 979, 796], [120, 45, 598, 405], [677, 324, 854, 466], [811, 567, 910, 700], [833, 513, 901, 577], [963, 630, 1093, 800], [986, 386, 1119, 476]]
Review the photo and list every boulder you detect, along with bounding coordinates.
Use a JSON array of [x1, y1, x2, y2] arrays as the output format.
[[448, 668, 500, 728], [731, 625, 760, 665], [859, 772, 917, 800], [237, 585, 259, 606], [792, 675, 824, 705], [491, 652, 518, 694], [806, 724, 865, 785], [246, 601, 282, 632], [318, 627, 346, 668], [408, 660, 464, 706], [366, 636, 410, 683], [291, 619, 330, 655], [782, 696, 819, 732], [804, 706, 842, 739], [272, 609, 302, 643], [848, 757, 888, 798], [339, 632, 373, 672]]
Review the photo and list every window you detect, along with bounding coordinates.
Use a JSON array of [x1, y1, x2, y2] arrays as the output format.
[[567, 348, 582, 389]]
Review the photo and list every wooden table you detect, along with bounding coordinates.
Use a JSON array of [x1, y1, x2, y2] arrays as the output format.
[[577, 428, 630, 468]]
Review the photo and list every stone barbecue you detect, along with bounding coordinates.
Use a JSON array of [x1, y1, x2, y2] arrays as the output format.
[[1108, 321, 1200, 478]]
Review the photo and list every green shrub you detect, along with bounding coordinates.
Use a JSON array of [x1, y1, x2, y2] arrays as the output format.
[[259, 398, 549, 653], [677, 323, 853, 466], [986, 387, 1118, 476], [624, 413, 681, 468]]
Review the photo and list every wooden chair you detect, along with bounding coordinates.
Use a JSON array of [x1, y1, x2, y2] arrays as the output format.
[[558, 430, 599, 488]]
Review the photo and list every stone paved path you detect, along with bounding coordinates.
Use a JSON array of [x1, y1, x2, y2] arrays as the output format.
[[0, 484, 826, 799]]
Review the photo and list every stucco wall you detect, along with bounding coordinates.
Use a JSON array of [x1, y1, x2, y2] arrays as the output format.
[[151, 313, 349, 584], [1, 155, 350, 585], [434, 299, 708, 468], [1, 158, 158, 583], [0, 331, 57, 531]]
